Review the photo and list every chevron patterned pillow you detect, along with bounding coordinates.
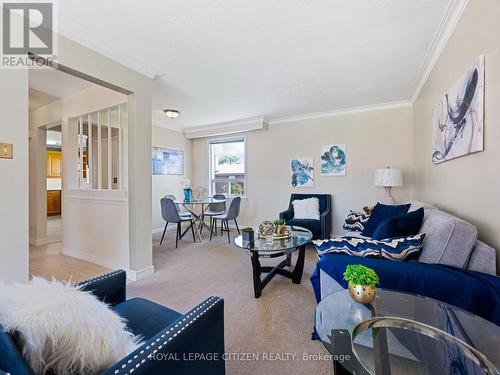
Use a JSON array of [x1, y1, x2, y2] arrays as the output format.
[[313, 233, 425, 261], [342, 211, 370, 232]]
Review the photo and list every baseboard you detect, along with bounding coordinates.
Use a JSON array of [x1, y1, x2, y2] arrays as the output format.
[[61, 247, 155, 282], [30, 237, 49, 247], [152, 225, 182, 235], [152, 227, 168, 235], [153, 222, 249, 232], [153, 222, 244, 234], [61, 247, 128, 272], [126, 265, 155, 281]]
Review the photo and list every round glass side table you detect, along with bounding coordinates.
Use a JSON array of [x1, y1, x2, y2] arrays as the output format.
[[315, 289, 500, 375]]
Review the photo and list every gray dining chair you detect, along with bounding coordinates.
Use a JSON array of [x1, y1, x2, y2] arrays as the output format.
[[160, 197, 196, 248], [164, 194, 190, 217], [203, 194, 226, 235], [210, 197, 241, 243]]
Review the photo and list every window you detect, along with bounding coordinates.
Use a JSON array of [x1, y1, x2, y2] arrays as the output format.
[[71, 103, 127, 190], [209, 137, 246, 197]]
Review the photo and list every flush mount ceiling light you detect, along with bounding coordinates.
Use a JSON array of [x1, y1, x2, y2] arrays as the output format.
[[164, 109, 180, 119]]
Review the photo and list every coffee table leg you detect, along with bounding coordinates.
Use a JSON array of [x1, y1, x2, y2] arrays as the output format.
[[292, 245, 306, 284], [250, 251, 263, 298]]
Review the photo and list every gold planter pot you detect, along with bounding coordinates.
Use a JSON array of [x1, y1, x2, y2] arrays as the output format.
[[348, 283, 376, 304]]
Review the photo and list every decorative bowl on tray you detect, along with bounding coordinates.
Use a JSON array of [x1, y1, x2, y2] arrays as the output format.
[[272, 230, 291, 241]]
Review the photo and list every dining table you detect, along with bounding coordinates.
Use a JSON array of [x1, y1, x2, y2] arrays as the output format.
[[173, 197, 226, 241]]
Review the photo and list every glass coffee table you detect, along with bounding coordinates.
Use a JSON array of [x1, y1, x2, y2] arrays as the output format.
[[315, 289, 500, 375], [234, 226, 312, 298]]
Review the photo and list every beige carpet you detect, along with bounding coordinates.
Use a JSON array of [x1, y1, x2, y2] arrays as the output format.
[[128, 230, 333, 375]]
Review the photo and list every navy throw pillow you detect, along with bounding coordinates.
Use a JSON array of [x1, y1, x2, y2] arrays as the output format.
[[372, 208, 424, 240], [361, 203, 410, 237]]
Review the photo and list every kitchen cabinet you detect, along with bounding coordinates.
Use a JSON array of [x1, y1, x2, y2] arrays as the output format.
[[47, 150, 62, 178], [47, 190, 61, 216]]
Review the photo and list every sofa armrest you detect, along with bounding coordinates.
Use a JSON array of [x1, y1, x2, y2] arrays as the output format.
[[76, 270, 127, 306], [101, 296, 225, 375], [280, 207, 294, 222], [467, 241, 497, 275]]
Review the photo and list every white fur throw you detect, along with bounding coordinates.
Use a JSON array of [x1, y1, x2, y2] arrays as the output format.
[[0, 277, 141, 375]]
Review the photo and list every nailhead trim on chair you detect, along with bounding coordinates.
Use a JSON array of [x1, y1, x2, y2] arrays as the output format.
[[111, 296, 223, 374], [75, 270, 124, 287]]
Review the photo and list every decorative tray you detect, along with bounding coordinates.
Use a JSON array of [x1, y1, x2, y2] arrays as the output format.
[[273, 230, 291, 240], [258, 230, 292, 241]]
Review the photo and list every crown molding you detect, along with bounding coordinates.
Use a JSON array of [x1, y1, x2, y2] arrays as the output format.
[[408, 0, 470, 102], [268, 100, 412, 125], [183, 117, 266, 139]]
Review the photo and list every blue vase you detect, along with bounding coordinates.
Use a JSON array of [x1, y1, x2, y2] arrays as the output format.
[[183, 188, 192, 202]]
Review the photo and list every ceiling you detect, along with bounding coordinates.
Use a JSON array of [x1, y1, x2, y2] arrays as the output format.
[[29, 88, 59, 112], [29, 68, 94, 111], [56, 0, 460, 130]]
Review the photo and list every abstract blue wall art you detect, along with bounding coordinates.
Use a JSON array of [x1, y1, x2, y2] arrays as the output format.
[[321, 144, 346, 176], [432, 56, 484, 164], [152, 147, 184, 175], [291, 157, 314, 187]]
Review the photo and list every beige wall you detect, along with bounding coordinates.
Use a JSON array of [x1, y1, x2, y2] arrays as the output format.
[[56, 34, 153, 277], [152, 126, 192, 231], [413, 0, 500, 269], [192, 105, 414, 233], [0, 69, 29, 283]]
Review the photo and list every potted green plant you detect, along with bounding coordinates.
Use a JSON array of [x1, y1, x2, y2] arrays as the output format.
[[241, 227, 254, 243], [273, 219, 286, 236], [343, 264, 379, 304]]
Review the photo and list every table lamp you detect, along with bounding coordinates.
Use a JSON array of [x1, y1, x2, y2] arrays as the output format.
[[374, 167, 403, 205]]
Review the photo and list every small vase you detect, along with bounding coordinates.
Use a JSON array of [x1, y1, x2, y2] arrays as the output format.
[[242, 231, 254, 243], [276, 225, 286, 236], [183, 188, 192, 202], [348, 283, 376, 304]]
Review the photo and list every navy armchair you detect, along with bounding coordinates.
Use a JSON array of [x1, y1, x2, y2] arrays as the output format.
[[0, 270, 225, 375], [280, 193, 332, 240]]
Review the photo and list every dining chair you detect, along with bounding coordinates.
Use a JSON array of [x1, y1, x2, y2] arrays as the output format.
[[203, 194, 226, 235], [210, 197, 241, 243], [164, 194, 190, 217], [160, 197, 196, 248]]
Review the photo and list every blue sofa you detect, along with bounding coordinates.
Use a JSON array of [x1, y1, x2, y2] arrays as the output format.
[[311, 254, 500, 326], [0, 270, 225, 375], [280, 193, 332, 240], [311, 205, 500, 326]]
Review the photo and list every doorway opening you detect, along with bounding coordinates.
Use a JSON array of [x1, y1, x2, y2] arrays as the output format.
[[28, 66, 129, 282], [46, 124, 62, 243]]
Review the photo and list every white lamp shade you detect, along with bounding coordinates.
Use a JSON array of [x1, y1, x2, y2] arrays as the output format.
[[374, 168, 403, 187]]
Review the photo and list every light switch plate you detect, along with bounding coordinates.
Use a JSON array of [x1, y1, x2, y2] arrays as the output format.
[[0, 143, 13, 159]]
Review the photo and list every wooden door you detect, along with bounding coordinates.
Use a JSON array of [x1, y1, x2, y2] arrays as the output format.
[[47, 151, 62, 178], [47, 190, 61, 215]]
